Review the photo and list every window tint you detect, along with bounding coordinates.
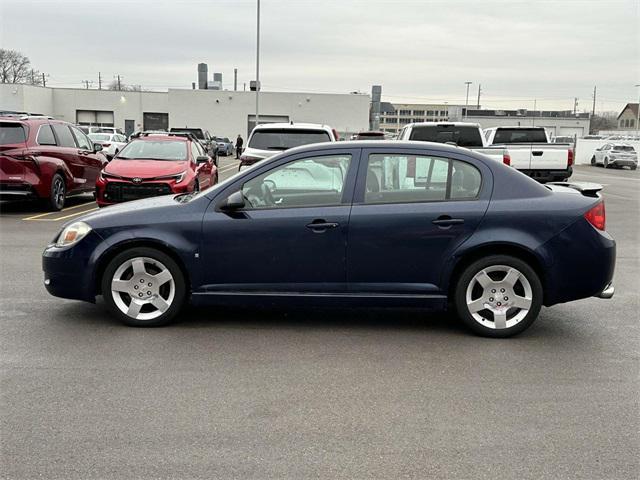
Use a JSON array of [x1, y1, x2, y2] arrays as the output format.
[[364, 154, 480, 204], [492, 128, 547, 144], [242, 154, 351, 209], [0, 123, 27, 145], [51, 124, 77, 148], [37, 124, 57, 145], [190, 141, 200, 162], [71, 126, 92, 149], [248, 129, 331, 150], [409, 125, 484, 147]]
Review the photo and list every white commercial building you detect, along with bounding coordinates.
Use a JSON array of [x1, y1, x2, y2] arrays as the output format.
[[0, 84, 371, 139]]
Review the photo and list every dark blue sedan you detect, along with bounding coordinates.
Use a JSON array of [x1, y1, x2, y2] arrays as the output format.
[[43, 141, 615, 337]]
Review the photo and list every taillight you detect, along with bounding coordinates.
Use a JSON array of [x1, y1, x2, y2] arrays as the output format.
[[568, 148, 574, 167], [584, 202, 605, 231], [502, 153, 511, 166]]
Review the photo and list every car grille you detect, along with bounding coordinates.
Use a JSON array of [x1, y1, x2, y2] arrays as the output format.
[[104, 182, 172, 202]]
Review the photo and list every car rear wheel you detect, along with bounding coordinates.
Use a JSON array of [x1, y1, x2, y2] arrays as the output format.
[[454, 255, 543, 338], [590, 156, 596, 166], [101, 247, 186, 327], [47, 173, 66, 211]]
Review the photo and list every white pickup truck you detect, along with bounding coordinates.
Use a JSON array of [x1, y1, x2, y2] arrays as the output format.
[[397, 122, 511, 166], [484, 126, 573, 183]]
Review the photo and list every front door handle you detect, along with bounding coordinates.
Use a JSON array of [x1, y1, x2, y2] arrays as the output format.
[[306, 219, 339, 232], [432, 215, 464, 227]]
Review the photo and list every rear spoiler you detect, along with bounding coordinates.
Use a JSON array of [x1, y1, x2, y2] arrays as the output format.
[[546, 181, 603, 197]]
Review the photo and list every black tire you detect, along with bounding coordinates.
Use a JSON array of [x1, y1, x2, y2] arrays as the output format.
[[604, 158, 609, 169], [101, 247, 187, 327], [631, 166, 637, 171], [47, 173, 66, 211], [454, 255, 543, 338], [590, 156, 596, 166]]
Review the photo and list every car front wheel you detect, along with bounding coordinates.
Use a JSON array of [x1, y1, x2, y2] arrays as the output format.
[[101, 247, 186, 327], [454, 255, 543, 337]]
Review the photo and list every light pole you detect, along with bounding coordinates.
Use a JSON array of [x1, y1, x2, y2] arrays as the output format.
[[464, 81, 472, 119], [255, 0, 261, 128]]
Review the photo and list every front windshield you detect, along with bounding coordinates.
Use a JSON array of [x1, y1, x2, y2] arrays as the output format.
[[117, 140, 187, 161], [88, 133, 111, 141], [248, 129, 331, 150]]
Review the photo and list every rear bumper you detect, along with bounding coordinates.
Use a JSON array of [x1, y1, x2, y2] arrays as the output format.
[[609, 159, 637, 167], [0, 182, 36, 197], [520, 167, 572, 183]]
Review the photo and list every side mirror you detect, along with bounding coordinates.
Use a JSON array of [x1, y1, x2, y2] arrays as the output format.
[[93, 143, 103, 152], [219, 190, 245, 210], [196, 156, 209, 164]]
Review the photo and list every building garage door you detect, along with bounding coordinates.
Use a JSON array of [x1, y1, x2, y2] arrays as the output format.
[[77, 110, 114, 126], [143, 112, 169, 131], [559, 127, 584, 137], [247, 115, 289, 137]]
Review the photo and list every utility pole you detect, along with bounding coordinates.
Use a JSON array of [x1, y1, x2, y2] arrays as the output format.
[[42, 73, 47, 87], [592, 86, 596, 116], [234, 68, 238, 91], [573, 97, 578, 115], [635, 84, 640, 137], [464, 81, 472, 119], [82, 80, 91, 89], [532, 99, 537, 126], [115, 74, 122, 91], [255, 0, 261, 126], [31, 69, 35, 84], [98, 72, 102, 90], [476, 84, 481, 109]]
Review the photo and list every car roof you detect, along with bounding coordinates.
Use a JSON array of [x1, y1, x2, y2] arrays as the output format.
[[252, 122, 332, 132], [133, 134, 188, 142], [281, 139, 472, 156], [407, 122, 482, 128]]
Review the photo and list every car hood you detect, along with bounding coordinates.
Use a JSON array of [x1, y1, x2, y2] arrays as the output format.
[[105, 159, 188, 178]]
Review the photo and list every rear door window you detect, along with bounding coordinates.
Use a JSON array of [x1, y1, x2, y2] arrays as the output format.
[[52, 124, 77, 148], [37, 124, 57, 146], [71, 126, 92, 150], [0, 123, 27, 145], [364, 154, 481, 204]]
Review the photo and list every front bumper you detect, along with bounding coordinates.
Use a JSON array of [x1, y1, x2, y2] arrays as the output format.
[[42, 231, 105, 302], [595, 282, 614, 299]]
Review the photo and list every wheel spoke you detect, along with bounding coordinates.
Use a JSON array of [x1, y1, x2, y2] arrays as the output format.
[[153, 269, 173, 286], [126, 299, 143, 318], [511, 295, 532, 310], [131, 259, 146, 275], [467, 298, 487, 313], [493, 312, 507, 329], [151, 296, 170, 313], [503, 268, 520, 287], [111, 279, 131, 293], [475, 270, 493, 288]]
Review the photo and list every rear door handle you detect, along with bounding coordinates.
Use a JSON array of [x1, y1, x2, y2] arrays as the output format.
[[306, 220, 339, 232], [432, 216, 464, 227]]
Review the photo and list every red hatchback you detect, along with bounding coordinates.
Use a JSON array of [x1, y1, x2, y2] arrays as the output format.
[[95, 133, 217, 207], [0, 116, 107, 210]]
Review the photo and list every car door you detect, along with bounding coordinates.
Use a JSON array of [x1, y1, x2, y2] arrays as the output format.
[[70, 125, 105, 187], [198, 148, 359, 294], [50, 123, 85, 191], [346, 147, 491, 296]]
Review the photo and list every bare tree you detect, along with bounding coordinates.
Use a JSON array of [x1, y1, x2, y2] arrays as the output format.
[[0, 49, 42, 85], [107, 80, 143, 92]]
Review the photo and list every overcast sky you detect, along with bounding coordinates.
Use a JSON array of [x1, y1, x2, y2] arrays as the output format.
[[1, 0, 638, 112]]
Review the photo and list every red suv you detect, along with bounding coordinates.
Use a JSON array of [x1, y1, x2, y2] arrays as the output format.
[[95, 133, 217, 207], [0, 116, 107, 210]]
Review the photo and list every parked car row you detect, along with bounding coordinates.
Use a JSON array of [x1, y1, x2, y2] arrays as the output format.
[[0, 115, 218, 210]]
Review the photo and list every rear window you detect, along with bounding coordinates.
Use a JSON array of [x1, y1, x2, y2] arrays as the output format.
[[248, 129, 331, 150], [89, 133, 111, 141], [118, 140, 187, 161], [0, 123, 27, 145], [493, 128, 547, 144], [409, 125, 483, 147], [171, 129, 204, 139], [613, 145, 635, 152]]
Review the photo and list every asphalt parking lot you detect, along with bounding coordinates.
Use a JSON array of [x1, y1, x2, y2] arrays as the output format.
[[0, 164, 638, 479]]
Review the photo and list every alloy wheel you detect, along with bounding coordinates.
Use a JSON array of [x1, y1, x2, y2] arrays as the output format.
[[465, 265, 533, 330], [110, 256, 175, 320], [52, 177, 65, 209]]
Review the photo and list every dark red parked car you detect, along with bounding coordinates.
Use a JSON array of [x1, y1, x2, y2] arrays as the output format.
[[95, 133, 217, 207], [0, 116, 107, 210]]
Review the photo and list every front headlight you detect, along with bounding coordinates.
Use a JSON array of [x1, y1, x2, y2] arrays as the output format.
[[56, 221, 92, 247], [156, 171, 186, 183]]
